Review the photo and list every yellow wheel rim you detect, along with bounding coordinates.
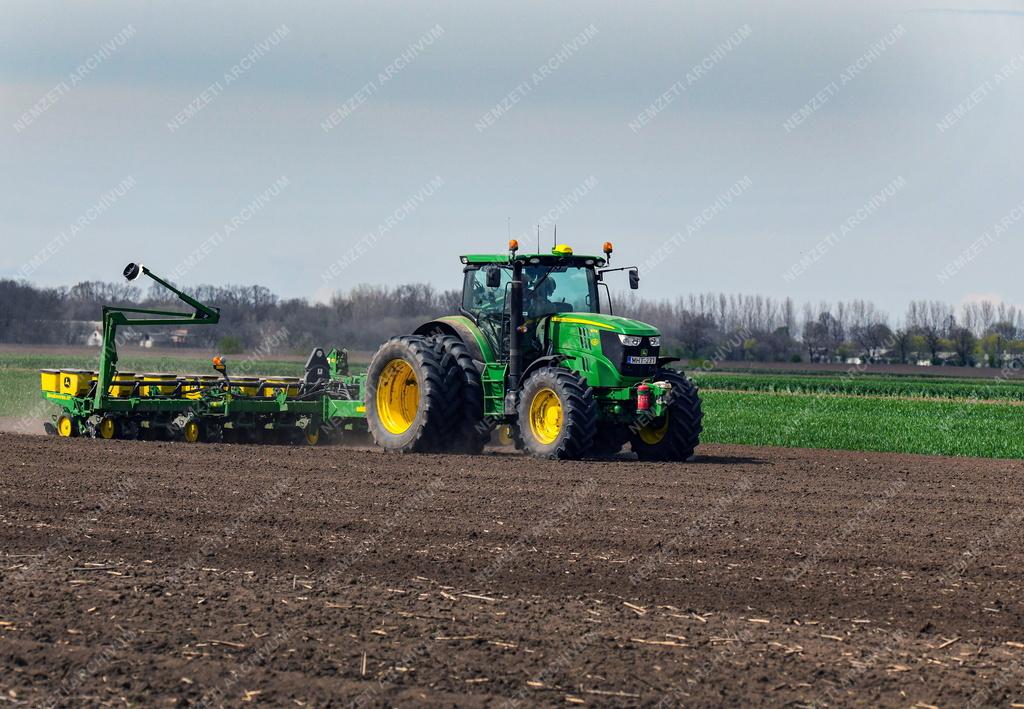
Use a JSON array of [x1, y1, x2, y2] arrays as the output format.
[[184, 421, 201, 443], [98, 418, 116, 439], [376, 359, 419, 435], [57, 416, 74, 437], [529, 388, 563, 445], [638, 413, 670, 445], [304, 428, 320, 446]]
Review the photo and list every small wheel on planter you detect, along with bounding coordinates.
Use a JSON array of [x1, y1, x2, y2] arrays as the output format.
[[629, 369, 703, 461], [319, 417, 346, 445], [119, 419, 140, 440], [56, 415, 79, 438], [516, 367, 597, 460], [183, 420, 204, 443], [301, 420, 323, 446], [98, 416, 120, 440], [204, 421, 224, 443]]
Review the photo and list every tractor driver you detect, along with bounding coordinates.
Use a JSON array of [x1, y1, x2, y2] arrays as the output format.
[[526, 274, 559, 320], [522, 271, 570, 358]]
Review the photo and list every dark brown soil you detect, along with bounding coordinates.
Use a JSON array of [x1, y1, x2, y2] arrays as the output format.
[[1, 433, 1023, 707]]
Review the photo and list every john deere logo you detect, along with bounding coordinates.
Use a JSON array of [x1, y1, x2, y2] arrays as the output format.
[[640, 349, 648, 356]]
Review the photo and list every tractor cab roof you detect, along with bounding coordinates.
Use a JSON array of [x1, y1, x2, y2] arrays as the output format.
[[460, 244, 606, 267]]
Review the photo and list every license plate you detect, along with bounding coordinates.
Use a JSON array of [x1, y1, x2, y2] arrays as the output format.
[[626, 356, 656, 365]]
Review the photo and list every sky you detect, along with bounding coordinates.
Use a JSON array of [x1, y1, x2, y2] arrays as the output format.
[[1, 1, 1022, 318]]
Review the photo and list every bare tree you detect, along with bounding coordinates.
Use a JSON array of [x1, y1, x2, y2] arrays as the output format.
[[906, 300, 951, 363], [890, 328, 913, 364], [949, 325, 978, 366]]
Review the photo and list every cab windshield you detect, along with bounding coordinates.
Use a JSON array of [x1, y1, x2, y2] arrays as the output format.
[[523, 264, 598, 317], [462, 263, 600, 320]]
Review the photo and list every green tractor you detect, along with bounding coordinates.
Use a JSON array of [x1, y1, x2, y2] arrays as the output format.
[[364, 241, 703, 460]]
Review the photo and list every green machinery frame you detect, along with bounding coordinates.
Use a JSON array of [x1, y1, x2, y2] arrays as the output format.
[[43, 263, 367, 437], [94, 263, 221, 409]]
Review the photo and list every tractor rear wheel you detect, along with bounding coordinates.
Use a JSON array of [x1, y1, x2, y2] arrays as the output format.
[[629, 369, 703, 461], [428, 334, 489, 454], [516, 368, 597, 460], [366, 336, 459, 453]]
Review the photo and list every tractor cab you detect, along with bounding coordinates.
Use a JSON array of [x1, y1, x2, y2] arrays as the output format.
[[459, 242, 641, 363], [461, 245, 601, 354]]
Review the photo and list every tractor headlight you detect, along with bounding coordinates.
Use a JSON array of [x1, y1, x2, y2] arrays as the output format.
[[618, 335, 642, 347], [649, 336, 661, 347]]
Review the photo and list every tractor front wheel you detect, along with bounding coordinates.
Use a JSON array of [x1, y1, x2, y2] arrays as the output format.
[[629, 370, 703, 461], [515, 368, 596, 460]]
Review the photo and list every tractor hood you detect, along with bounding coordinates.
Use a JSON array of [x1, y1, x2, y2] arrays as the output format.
[[550, 313, 660, 337]]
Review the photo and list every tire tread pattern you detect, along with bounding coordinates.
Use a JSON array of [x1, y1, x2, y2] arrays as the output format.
[[366, 335, 460, 453], [516, 367, 597, 460], [629, 369, 703, 461]]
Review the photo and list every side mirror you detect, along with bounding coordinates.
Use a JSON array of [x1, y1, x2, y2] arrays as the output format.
[[628, 268, 640, 290], [485, 266, 501, 289]]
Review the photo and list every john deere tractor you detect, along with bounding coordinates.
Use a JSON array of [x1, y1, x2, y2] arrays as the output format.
[[364, 241, 703, 460], [39, 245, 699, 458]]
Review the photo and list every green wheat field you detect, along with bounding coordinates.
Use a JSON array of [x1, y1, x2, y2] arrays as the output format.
[[2, 351, 1023, 458]]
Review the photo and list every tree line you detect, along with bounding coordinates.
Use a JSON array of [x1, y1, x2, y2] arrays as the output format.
[[0, 279, 459, 353], [616, 292, 1024, 366], [2, 277, 1022, 366]]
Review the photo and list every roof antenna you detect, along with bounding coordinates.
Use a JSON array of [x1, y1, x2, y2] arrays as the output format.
[[507, 217, 511, 243], [536, 224, 540, 253], [553, 224, 557, 249]]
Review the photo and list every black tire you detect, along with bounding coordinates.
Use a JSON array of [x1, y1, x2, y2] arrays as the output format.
[[320, 417, 347, 445], [204, 421, 224, 444], [427, 334, 489, 454], [590, 423, 629, 457], [120, 419, 141, 441], [365, 336, 460, 453], [97, 416, 121, 440], [629, 369, 703, 461], [516, 367, 597, 460]]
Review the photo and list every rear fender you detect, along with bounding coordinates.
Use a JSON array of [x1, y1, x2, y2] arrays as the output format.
[[414, 316, 490, 364]]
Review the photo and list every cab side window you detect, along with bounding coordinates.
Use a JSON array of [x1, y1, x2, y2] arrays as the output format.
[[462, 267, 509, 318]]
